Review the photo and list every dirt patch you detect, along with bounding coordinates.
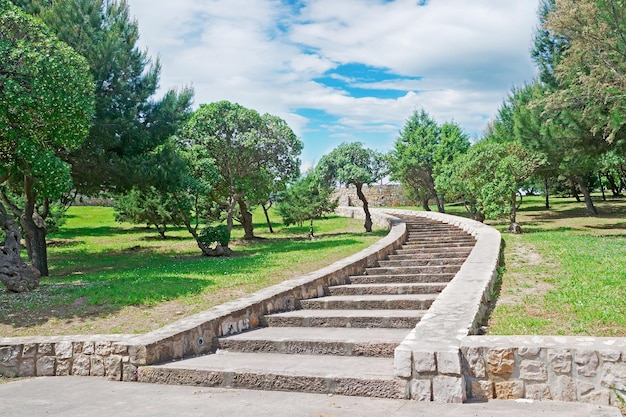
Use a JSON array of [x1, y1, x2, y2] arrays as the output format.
[[496, 239, 555, 306]]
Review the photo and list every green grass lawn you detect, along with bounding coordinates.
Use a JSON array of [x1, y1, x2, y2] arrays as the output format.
[[486, 195, 626, 337], [391, 195, 626, 337], [0, 206, 386, 336]]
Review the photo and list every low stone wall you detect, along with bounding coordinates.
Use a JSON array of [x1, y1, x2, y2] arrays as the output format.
[[385, 209, 502, 403], [333, 184, 413, 207], [462, 336, 626, 405], [385, 209, 625, 407], [0, 208, 405, 380]]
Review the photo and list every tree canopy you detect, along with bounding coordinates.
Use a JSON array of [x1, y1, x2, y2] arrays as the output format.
[[316, 142, 386, 232], [181, 101, 303, 239], [389, 109, 469, 213], [0, 0, 95, 277], [16, 0, 194, 195]]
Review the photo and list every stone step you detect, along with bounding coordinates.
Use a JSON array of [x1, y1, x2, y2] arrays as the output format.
[[388, 252, 470, 260], [400, 241, 475, 249], [137, 351, 408, 399], [300, 294, 436, 310], [407, 227, 469, 236], [328, 282, 446, 296], [365, 265, 460, 275], [216, 327, 409, 357], [348, 273, 455, 284], [405, 236, 475, 243], [265, 309, 425, 328], [377, 258, 466, 267], [395, 246, 473, 255]]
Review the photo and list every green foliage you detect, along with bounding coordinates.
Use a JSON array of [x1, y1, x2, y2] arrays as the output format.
[[389, 109, 469, 212], [16, 0, 194, 195], [181, 101, 303, 235], [437, 140, 545, 224], [316, 142, 387, 189], [316, 142, 385, 232], [113, 187, 183, 238], [0, 0, 95, 274], [277, 172, 338, 228], [545, 0, 626, 143], [198, 224, 230, 247], [0, 0, 94, 195]]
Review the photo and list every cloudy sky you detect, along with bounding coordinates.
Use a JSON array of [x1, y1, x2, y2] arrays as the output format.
[[126, 0, 541, 169]]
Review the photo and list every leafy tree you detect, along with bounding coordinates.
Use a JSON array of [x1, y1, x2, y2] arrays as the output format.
[[0, 0, 94, 278], [316, 142, 386, 232], [16, 0, 194, 195], [113, 187, 179, 238], [437, 140, 544, 232], [276, 171, 338, 237], [181, 101, 302, 239], [545, 0, 626, 143], [389, 109, 469, 212]]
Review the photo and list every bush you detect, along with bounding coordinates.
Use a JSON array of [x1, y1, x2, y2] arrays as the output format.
[[199, 225, 230, 247]]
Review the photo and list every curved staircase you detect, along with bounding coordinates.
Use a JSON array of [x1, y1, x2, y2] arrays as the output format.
[[137, 215, 476, 399]]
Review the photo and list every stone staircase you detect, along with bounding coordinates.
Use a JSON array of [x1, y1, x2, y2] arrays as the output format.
[[137, 215, 476, 399]]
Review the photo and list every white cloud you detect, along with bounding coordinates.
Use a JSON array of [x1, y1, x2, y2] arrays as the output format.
[[126, 0, 541, 163]]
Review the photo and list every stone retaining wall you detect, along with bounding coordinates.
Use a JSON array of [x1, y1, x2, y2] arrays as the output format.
[[462, 336, 626, 405], [2, 207, 624, 408], [385, 209, 625, 407], [0, 207, 405, 380], [333, 184, 413, 207]]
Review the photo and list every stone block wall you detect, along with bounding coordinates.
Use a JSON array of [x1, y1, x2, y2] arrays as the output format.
[[0, 336, 137, 380], [389, 209, 502, 404], [462, 336, 626, 406], [333, 184, 413, 207], [0, 209, 406, 381]]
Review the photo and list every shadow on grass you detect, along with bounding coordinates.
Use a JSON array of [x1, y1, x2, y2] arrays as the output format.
[[0, 275, 213, 329], [3, 233, 376, 330], [50, 226, 136, 239]]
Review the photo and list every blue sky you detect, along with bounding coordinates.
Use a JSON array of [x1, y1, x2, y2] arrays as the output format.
[[127, 0, 540, 170]]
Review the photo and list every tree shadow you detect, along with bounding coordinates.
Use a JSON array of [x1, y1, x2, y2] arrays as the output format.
[[0, 275, 213, 329]]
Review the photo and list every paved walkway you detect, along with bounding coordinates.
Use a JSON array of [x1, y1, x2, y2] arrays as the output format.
[[0, 377, 621, 417]]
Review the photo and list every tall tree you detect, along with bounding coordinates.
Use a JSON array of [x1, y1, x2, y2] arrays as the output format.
[[316, 142, 387, 233], [17, 0, 193, 195], [0, 0, 94, 278], [389, 109, 469, 213], [181, 101, 302, 239], [546, 0, 626, 143], [276, 171, 338, 238], [437, 140, 544, 232]]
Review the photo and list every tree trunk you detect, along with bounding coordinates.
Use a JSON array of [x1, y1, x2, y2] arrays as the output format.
[[261, 202, 274, 233], [238, 199, 255, 239], [598, 172, 606, 201], [421, 196, 431, 211], [355, 183, 373, 232], [427, 174, 445, 213], [569, 178, 581, 202], [309, 218, 314, 238], [508, 191, 522, 233], [182, 219, 232, 257], [19, 177, 49, 276], [543, 176, 550, 210], [577, 175, 598, 215], [0, 206, 40, 292]]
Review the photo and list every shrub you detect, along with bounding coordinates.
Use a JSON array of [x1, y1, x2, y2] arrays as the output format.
[[199, 225, 230, 247]]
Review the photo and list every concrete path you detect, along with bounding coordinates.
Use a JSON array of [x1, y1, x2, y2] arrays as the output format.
[[0, 377, 621, 417]]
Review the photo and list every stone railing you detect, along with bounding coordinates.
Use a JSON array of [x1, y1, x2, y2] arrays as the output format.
[[462, 335, 626, 405], [2, 208, 624, 408], [0, 207, 405, 380], [385, 209, 625, 407]]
